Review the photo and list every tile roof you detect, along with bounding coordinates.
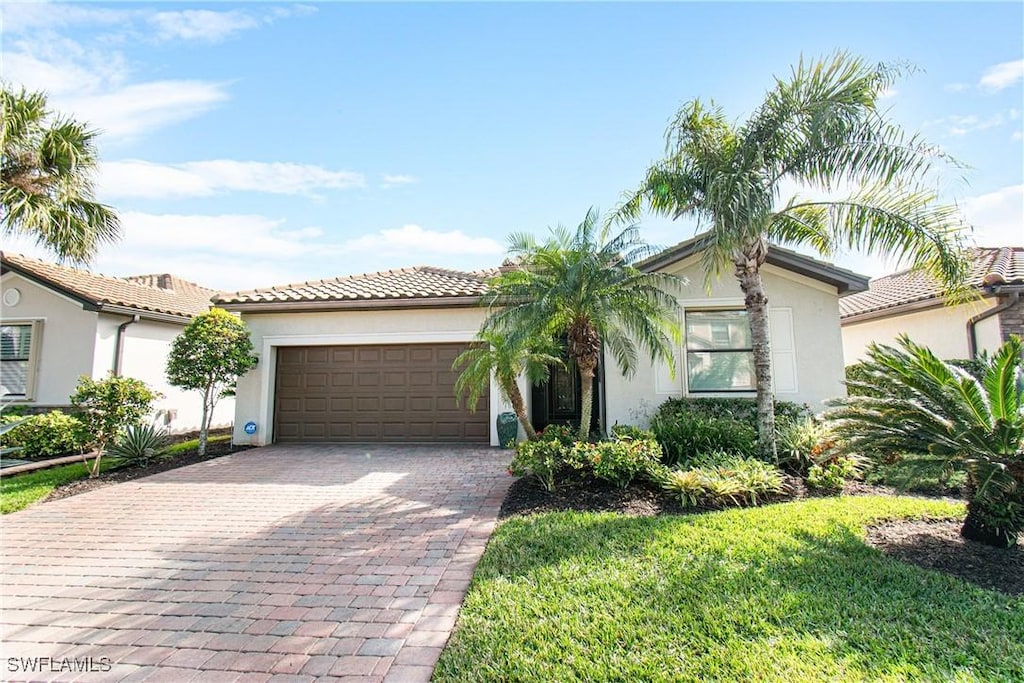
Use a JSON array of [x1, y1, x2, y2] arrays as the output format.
[[215, 266, 499, 306], [839, 247, 1024, 319], [1, 252, 219, 319]]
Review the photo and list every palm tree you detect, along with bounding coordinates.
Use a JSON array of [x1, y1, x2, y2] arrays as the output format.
[[483, 207, 685, 441], [452, 330, 562, 440], [616, 52, 970, 461], [828, 335, 1024, 548], [2, 86, 120, 264]]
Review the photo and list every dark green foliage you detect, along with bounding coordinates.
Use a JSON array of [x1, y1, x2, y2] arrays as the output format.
[[651, 411, 756, 465], [167, 307, 257, 456], [70, 373, 158, 476], [510, 428, 574, 492], [0, 410, 93, 458], [106, 423, 171, 468], [830, 335, 1024, 547], [864, 453, 968, 496], [567, 437, 663, 489]]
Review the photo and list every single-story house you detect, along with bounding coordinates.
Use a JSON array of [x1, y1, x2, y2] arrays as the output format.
[[0, 252, 233, 432], [841, 246, 1024, 363], [217, 238, 868, 447]]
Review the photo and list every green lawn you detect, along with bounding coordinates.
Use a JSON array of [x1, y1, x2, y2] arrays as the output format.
[[435, 496, 1023, 682], [0, 459, 114, 514]]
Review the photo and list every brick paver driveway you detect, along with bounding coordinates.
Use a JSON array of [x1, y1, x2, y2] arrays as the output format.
[[2, 445, 512, 682]]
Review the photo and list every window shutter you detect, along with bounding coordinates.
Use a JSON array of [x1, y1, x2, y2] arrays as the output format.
[[769, 308, 798, 394]]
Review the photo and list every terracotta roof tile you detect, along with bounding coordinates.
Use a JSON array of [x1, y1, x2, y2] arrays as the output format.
[[839, 246, 1024, 319], [1, 252, 219, 319], [215, 265, 495, 305]]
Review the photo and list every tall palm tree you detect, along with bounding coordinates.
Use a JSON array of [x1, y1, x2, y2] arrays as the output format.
[[616, 52, 970, 461], [484, 208, 685, 441], [2, 86, 120, 264], [452, 330, 562, 440]]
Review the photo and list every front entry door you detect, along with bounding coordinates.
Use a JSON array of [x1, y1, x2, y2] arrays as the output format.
[[531, 357, 602, 435]]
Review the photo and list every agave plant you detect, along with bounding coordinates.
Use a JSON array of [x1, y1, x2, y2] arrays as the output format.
[[105, 422, 171, 468], [828, 334, 1024, 548]]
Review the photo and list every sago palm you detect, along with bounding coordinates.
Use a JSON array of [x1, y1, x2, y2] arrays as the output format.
[[616, 52, 969, 460], [828, 335, 1024, 548], [453, 331, 562, 440], [483, 207, 685, 441], [2, 86, 120, 264]]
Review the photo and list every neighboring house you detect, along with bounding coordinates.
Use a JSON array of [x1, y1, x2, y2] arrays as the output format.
[[217, 240, 868, 447], [0, 252, 232, 432], [841, 247, 1024, 364]]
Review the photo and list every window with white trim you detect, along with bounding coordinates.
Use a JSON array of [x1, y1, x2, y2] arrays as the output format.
[[684, 310, 755, 392], [1, 322, 40, 399]]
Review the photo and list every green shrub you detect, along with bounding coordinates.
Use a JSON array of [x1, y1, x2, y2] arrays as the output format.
[[650, 397, 810, 466], [106, 423, 171, 468], [510, 427, 576, 492], [807, 456, 862, 493], [776, 417, 837, 475], [662, 457, 788, 508], [71, 374, 159, 477], [1, 411, 93, 458], [568, 438, 663, 488], [650, 410, 756, 465], [609, 424, 656, 441], [830, 335, 1024, 548], [864, 453, 968, 495]]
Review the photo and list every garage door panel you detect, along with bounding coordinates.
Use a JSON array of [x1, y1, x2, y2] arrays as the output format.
[[275, 343, 488, 443]]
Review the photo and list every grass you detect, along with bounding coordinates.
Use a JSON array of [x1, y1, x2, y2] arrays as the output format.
[[435, 496, 1023, 682], [0, 459, 117, 515], [161, 433, 231, 456]]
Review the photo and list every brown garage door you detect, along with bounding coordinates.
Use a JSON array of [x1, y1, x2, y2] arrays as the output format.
[[274, 343, 489, 443]]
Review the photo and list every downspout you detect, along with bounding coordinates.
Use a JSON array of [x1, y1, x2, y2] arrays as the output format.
[[967, 289, 1020, 359], [113, 314, 140, 375]]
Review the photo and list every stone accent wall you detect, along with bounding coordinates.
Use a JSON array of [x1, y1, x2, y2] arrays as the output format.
[[998, 293, 1024, 342]]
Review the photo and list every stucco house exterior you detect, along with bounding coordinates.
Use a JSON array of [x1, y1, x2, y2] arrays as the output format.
[[0, 252, 233, 432], [217, 239, 868, 448], [841, 247, 1024, 364]]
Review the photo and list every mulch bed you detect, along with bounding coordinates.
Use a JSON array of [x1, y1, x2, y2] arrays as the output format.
[[42, 440, 252, 504], [501, 472, 1021, 597]]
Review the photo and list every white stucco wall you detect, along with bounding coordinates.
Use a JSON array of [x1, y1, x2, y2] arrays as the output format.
[[231, 306, 511, 446], [106, 315, 235, 433], [604, 258, 849, 428], [0, 272, 97, 405], [841, 298, 1002, 363]]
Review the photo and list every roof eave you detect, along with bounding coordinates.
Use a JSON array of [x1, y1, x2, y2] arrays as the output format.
[[216, 295, 485, 313], [640, 239, 870, 294], [2, 261, 195, 323]]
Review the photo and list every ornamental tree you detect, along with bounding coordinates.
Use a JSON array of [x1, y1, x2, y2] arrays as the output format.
[[167, 308, 257, 456], [71, 374, 158, 477]]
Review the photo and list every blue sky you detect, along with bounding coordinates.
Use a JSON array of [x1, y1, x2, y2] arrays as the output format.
[[4, 1, 1022, 292]]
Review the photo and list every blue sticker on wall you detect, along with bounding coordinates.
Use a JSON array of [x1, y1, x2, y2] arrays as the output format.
[[244, 421, 257, 435]]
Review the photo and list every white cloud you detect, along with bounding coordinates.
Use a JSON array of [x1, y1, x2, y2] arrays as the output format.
[[960, 185, 1024, 247], [1, 3, 129, 33], [98, 160, 366, 198], [944, 83, 970, 93], [148, 10, 259, 43], [380, 174, 418, 189], [3, 32, 229, 142], [61, 81, 230, 141], [923, 109, 1019, 138], [879, 87, 898, 100], [339, 225, 505, 256], [116, 212, 321, 259], [979, 59, 1024, 92]]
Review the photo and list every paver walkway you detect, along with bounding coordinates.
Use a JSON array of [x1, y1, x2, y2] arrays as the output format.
[[1, 444, 512, 682]]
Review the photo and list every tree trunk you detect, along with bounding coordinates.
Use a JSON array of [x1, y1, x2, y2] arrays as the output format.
[[505, 379, 538, 440], [735, 244, 776, 462], [577, 357, 597, 442], [198, 387, 210, 457]]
